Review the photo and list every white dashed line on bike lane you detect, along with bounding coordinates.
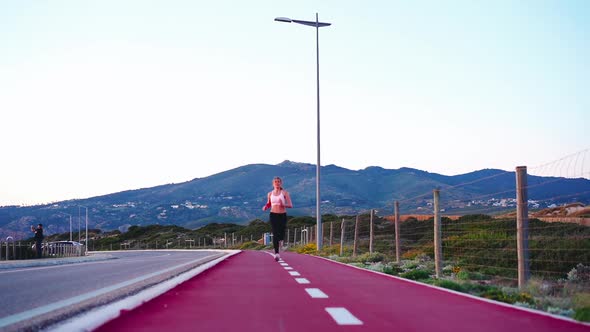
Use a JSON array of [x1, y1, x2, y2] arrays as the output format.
[[279, 256, 364, 326]]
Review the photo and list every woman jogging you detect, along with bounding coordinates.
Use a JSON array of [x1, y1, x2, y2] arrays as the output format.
[[262, 176, 293, 261]]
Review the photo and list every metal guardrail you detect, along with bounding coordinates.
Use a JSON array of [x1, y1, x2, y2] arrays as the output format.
[[0, 240, 86, 260], [5, 237, 15, 260], [1, 239, 33, 260], [43, 242, 87, 257]]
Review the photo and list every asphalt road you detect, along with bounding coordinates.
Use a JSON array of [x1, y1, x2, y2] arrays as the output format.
[[0, 250, 228, 331]]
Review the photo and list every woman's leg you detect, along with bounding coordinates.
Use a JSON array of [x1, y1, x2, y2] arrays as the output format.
[[269, 213, 281, 254], [270, 213, 287, 254], [276, 214, 287, 243]]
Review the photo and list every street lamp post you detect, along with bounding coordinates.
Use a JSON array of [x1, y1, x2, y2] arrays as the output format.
[[57, 212, 73, 241], [79, 205, 89, 249], [67, 214, 72, 241], [78, 207, 81, 242], [275, 13, 331, 250]]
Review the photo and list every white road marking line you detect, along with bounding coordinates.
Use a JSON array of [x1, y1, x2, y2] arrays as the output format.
[[295, 278, 310, 284], [305, 288, 329, 298], [325, 307, 363, 325], [280, 263, 288, 266], [288, 271, 301, 276], [284, 267, 293, 270]]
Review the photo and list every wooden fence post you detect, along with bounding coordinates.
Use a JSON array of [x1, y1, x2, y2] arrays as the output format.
[[353, 215, 359, 257], [433, 189, 443, 278], [516, 166, 530, 289], [394, 201, 401, 264], [340, 218, 345, 256], [369, 209, 374, 254], [329, 222, 333, 247]]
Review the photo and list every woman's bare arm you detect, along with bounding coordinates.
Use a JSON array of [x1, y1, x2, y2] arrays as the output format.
[[284, 191, 293, 208]]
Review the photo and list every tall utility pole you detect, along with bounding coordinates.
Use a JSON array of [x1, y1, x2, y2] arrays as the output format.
[[274, 13, 331, 250]]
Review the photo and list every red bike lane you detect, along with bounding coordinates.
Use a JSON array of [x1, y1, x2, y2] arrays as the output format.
[[95, 250, 589, 332], [283, 253, 589, 332], [95, 250, 356, 332]]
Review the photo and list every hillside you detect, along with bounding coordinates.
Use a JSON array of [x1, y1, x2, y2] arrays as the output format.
[[1, 160, 589, 239], [532, 203, 590, 218]]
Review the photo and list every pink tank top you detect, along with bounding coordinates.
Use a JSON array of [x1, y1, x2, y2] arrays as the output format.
[[270, 191, 286, 206]]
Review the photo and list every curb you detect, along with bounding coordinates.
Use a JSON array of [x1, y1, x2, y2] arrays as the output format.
[[0, 253, 116, 270]]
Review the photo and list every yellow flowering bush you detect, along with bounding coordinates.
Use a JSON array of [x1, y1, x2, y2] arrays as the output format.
[[296, 243, 317, 254]]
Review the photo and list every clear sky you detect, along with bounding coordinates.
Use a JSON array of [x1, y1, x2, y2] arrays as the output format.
[[1, 0, 588, 206]]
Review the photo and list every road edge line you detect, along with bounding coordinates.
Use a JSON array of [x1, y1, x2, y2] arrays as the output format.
[[45, 250, 241, 332]]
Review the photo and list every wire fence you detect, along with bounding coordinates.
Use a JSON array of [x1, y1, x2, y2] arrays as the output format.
[[291, 149, 590, 291]]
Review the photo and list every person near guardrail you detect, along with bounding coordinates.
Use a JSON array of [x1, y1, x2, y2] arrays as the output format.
[[263, 176, 293, 261], [31, 223, 44, 258]]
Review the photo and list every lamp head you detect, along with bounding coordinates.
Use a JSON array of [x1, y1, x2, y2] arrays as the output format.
[[274, 17, 292, 23]]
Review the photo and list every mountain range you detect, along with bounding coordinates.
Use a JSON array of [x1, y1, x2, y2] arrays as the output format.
[[1, 160, 589, 239]]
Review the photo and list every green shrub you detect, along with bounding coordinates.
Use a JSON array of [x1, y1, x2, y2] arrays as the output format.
[[295, 243, 317, 254], [401, 249, 425, 260], [468, 272, 489, 280], [432, 279, 466, 292], [383, 265, 403, 275], [481, 288, 514, 304], [401, 261, 419, 270], [238, 241, 264, 250], [462, 283, 495, 294], [401, 269, 431, 280], [457, 270, 489, 281], [442, 265, 455, 274], [516, 292, 536, 305], [567, 264, 590, 283], [334, 256, 355, 264], [358, 252, 385, 263], [457, 271, 470, 280], [457, 214, 493, 222], [480, 289, 535, 305], [546, 306, 574, 317], [525, 278, 556, 297], [573, 293, 590, 309], [365, 262, 386, 272], [574, 307, 590, 322], [514, 301, 536, 309], [319, 245, 341, 256]]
